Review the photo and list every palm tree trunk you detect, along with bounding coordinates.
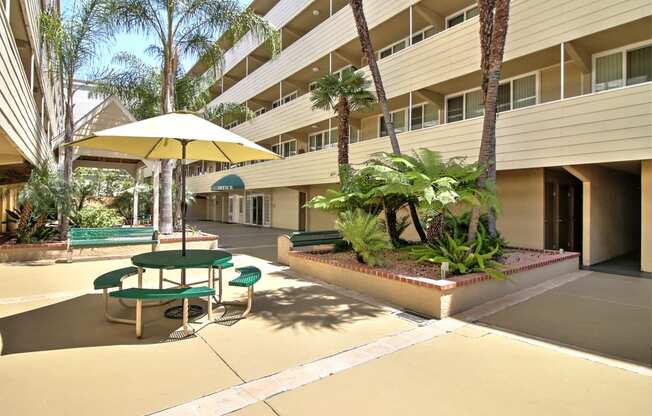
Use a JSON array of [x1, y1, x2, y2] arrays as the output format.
[[60, 76, 74, 239], [159, 29, 176, 234], [468, 0, 511, 242], [337, 97, 351, 185], [349, 0, 427, 243], [348, 0, 399, 154]]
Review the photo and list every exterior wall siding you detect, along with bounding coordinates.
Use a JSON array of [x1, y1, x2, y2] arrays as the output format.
[[224, 0, 651, 139], [189, 84, 652, 194], [0, 8, 49, 165]]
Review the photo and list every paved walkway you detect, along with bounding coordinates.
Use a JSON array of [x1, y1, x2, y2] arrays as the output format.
[[0, 233, 650, 415], [190, 221, 290, 262]]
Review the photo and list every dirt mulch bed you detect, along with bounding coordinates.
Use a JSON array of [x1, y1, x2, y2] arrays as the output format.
[[311, 248, 570, 281]]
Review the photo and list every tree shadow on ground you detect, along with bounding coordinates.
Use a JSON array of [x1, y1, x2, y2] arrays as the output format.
[[237, 273, 386, 331]]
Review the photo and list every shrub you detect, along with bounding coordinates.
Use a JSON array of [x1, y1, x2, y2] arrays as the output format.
[[335, 209, 390, 266], [75, 205, 124, 228], [4, 202, 58, 243], [411, 231, 507, 280]]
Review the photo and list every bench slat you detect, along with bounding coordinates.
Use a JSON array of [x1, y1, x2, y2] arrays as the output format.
[[110, 287, 214, 300]]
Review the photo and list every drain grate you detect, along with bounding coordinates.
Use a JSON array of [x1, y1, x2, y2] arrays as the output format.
[[395, 310, 430, 325]]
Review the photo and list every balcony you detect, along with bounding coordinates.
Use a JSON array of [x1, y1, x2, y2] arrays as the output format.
[[0, 6, 49, 165], [187, 83, 652, 193], [229, 0, 650, 143]]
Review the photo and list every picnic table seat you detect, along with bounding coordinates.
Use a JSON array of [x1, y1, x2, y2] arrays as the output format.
[[94, 267, 148, 324], [69, 227, 159, 261], [221, 266, 262, 319], [110, 287, 215, 338]]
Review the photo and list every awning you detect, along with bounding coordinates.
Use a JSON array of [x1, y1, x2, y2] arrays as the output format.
[[211, 174, 245, 191]]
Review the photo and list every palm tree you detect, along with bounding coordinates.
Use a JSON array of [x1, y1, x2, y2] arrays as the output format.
[[95, 53, 252, 229], [40, 1, 112, 239], [310, 68, 375, 183], [104, 0, 279, 234], [348, 0, 428, 243], [467, 0, 512, 242]]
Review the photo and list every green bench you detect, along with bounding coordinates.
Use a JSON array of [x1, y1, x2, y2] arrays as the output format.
[[222, 266, 261, 319], [110, 286, 215, 338], [289, 230, 343, 247], [69, 227, 159, 261]]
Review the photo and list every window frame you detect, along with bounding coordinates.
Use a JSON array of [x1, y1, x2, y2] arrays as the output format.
[[271, 138, 297, 157], [377, 25, 435, 60], [444, 70, 540, 123], [592, 40, 652, 93], [445, 4, 479, 28], [272, 90, 298, 109]]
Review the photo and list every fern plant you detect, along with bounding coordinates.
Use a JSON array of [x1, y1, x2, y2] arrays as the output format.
[[336, 209, 390, 266], [412, 232, 507, 280]]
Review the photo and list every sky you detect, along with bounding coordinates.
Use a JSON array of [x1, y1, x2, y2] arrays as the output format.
[[61, 0, 249, 79]]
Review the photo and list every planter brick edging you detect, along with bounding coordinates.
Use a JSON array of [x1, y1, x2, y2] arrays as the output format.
[[288, 248, 580, 292]]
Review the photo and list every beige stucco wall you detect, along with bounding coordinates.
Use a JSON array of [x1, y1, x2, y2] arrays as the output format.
[[271, 187, 299, 230], [642, 160, 652, 272], [307, 184, 337, 231], [565, 164, 640, 266], [496, 168, 545, 249]]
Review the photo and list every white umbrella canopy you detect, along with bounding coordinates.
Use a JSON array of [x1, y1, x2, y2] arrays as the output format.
[[70, 112, 280, 163]]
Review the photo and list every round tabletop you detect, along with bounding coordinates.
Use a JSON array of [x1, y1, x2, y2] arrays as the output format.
[[131, 249, 231, 269]]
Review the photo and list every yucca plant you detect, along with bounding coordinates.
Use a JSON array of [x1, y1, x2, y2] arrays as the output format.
[[5, 202, 59, 244], [335, 209, 390, 267]]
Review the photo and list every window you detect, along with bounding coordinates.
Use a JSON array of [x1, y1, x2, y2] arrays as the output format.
[[446, 96, 464, 123], [446, 5, 479, 28], [627, 45, 652, 86], [497, 83, 511, 112], [271, 140, 296, 157], [379, 39, 406, 60], [595, 52, 623, 92], [253, 107, 267, 117], [512, 74, 536, 109], [272, 91, 298, 109], [410, 103, 438, 130], [464, 90, 484, 119], [309, 132, 325, 151], [446, 73, 538, 122], [309, 126, 358, 151], [380, 109, 406, 137], [594, 43, 652, 92]]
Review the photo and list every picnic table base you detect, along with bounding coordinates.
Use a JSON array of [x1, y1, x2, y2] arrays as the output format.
[[164, 304, 204, 320]]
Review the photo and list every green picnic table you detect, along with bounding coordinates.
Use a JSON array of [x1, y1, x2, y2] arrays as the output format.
[[131, 249, 232, 320]]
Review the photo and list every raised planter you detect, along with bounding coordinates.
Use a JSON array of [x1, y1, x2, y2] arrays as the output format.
[[289, 249, 580, 319], [0, 232, 219, 263]]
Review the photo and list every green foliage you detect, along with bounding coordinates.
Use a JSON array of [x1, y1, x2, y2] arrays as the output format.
[[411, 232, 507, 280], [445, 213, 508, 257], [20, 162, 74, 219], [4, 202, 59, 244], [74, 205, 124, 228], [310, 69, 375, 113], [335, 210, 390, 267]]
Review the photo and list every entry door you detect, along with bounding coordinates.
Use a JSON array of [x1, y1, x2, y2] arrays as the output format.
[[558, 184, 572, 251], [545, 182, 556, 249]]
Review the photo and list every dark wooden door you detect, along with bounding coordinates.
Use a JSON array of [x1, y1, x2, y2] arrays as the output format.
[[558, 184, 571, 251], [545, 182, 556, 249]]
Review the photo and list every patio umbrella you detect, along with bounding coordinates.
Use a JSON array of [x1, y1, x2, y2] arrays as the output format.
[[69, 111, 281, 255]]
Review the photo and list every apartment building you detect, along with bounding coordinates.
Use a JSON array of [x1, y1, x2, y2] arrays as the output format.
[[185, 0, 652, 273], [0, 0, 65, 232]]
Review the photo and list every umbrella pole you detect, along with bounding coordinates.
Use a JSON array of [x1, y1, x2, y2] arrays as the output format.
[[182, 140, 187, 257]]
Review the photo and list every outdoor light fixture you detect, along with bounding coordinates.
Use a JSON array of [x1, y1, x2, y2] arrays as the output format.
[[312, 10, 320, 16], [312, 67, 320, 72]]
